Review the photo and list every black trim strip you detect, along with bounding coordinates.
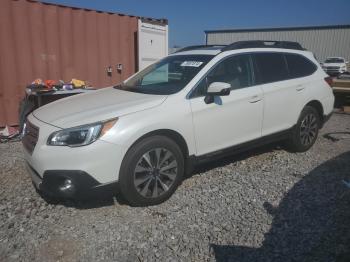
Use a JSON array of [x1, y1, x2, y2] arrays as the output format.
[[26, 168, 118, 200], [190, 127, 293, 165]]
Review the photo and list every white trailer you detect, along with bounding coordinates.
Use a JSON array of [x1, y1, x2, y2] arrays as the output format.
[[138, 19, 169, 70]]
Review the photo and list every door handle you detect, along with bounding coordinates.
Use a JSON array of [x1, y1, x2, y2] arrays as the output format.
[[249, 95, 262, 103], [296, 85, 305, 91]]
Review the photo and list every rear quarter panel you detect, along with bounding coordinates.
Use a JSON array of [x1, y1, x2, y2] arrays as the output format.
[[298, 68, 334, 122]]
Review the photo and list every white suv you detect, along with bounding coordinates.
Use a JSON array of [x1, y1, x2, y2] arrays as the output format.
[[321, 57, 348, 75], [23, 41, 334, 206]]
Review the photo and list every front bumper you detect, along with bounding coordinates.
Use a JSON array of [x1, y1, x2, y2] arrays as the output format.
[[324, 69, 346, 75], [23, 114, 125, 199], [27, 163, 118, 199]]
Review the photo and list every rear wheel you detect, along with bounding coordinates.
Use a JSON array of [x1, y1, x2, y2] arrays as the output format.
[[286, 106, 320, 152], [119, 136, 184, 206]]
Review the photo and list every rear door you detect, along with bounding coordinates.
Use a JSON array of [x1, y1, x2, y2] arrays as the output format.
[[190, 54, 264, 156], [253, 52, 302, 136]]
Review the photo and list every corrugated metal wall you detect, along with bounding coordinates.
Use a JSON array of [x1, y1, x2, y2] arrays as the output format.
[[0, 0, 139, 127], [206, 26, 350, 62]]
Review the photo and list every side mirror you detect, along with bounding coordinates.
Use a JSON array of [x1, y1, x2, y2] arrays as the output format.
[[204, 82, 231, 104]]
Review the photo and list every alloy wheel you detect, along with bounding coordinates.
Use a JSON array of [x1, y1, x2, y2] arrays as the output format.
[[133, 148, 178, 198], [300, 113, 318, 146]]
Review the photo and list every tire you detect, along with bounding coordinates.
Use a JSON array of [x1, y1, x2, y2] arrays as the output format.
[[118, 135, 184, 206], [286, 106, 320, 152]]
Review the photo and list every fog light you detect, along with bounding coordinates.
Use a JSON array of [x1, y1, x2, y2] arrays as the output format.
[[59, 179, 74, 192]]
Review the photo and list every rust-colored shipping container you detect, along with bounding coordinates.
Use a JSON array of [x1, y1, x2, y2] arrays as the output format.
[[0, 0, 167, 127]]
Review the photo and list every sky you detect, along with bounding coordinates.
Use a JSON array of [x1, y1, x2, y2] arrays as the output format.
[[40, 0, 350, 47]]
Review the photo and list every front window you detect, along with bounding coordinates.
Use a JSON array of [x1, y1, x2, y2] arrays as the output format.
[[325, 58, 344, 63], [115, 55, 214, 95], [192, 54, 254, 97]]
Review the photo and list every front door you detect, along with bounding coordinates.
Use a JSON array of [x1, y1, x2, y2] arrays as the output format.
[[189, 54, 264, 156]]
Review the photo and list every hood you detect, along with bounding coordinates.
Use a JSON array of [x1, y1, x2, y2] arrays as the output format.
[[33, 87, 167, 128]]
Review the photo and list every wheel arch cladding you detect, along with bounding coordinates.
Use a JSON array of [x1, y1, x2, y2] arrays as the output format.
[[126, 129, 193, 176], [131, 129, 189, 159], [305, 100, 324, 123]]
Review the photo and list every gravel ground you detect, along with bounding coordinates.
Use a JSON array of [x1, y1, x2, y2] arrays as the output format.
[[0, 113, 349, 262]]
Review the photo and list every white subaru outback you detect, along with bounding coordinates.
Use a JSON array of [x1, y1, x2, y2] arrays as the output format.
[[23, 41, 334, 206]]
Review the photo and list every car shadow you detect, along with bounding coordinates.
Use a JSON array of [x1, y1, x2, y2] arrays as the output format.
[[211, 151, 350, 262]]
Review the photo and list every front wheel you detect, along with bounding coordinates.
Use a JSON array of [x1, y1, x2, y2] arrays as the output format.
[[118, 136, 184, 206], [286, 106, 320, 152]]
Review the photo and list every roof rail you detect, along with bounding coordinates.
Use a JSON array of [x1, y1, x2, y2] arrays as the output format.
[[221, 40, 305, 51], [175, 45, 226, 53]]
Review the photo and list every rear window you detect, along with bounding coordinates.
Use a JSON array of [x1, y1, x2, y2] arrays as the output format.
[[253, 53, 289, 84], [285, 53, 317, 78]]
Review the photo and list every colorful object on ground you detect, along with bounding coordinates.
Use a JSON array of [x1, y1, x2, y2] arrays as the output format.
[[31, 78, 44, 85], [71, 79, 86, 88], [44, 80, 56, 89], [0, 126, 19, 143], [27, 78, 88, 93], [62, 83, 74, 90]]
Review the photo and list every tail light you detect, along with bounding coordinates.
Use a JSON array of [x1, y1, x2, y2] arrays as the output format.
[[324, 76, 333, 88]]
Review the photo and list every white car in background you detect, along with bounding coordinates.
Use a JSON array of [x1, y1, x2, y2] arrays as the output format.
[[321, 57, 348, 75], [23, 41, 335, 206]]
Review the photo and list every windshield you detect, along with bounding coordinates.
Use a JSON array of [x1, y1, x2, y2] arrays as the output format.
[[325, 58, 344, 63], [115, 55, 214, 95]]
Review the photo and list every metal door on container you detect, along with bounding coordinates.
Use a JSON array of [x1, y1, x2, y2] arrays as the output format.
[[138, 20, 168, 71], [189, 54, 264, 156]]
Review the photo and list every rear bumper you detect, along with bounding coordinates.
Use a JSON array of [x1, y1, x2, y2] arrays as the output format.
[[26, 163, 117, 199]]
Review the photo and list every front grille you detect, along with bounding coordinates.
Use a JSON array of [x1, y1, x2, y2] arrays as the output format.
[[326, 66, 340, 70], [22, 121, 39, 154]]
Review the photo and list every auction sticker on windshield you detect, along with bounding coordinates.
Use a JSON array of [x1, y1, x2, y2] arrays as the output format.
[[181, 61, 204, 67]]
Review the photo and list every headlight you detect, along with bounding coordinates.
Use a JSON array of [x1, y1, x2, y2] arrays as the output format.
[[47, 118, 118, 147]]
